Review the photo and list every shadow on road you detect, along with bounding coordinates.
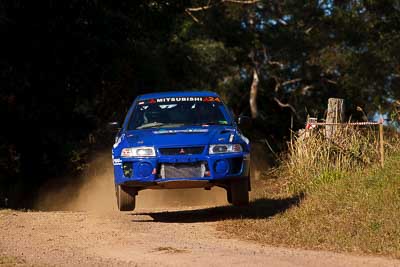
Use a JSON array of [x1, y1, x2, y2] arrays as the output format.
[[131, 194, 303, 223]]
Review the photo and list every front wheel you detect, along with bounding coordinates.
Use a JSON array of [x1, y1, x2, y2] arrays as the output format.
[[226, 188, 232, 204], [230, 178, 249, 206], [116, 185, 136, 211]]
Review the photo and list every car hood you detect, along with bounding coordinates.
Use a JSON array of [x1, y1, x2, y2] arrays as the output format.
[[125, 126, 237, 147]]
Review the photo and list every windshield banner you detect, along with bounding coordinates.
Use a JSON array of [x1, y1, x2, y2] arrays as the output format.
[[139, 96, 221, 105]]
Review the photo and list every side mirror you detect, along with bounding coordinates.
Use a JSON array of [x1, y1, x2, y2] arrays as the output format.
[[237, 115, 252, 129], [107, 121, 121, 133]]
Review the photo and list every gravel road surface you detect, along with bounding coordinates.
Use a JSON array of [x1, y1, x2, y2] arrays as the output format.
[[1, 207, 399, 267]]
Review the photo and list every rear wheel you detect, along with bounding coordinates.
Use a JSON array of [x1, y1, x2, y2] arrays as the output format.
[[116, 185, 136, 211], [230, 178, 249, 206]]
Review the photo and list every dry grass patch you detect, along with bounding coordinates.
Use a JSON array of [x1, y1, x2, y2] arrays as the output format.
[[154, 246, 188, 254], [218, 128, 400, 258], [286, 126, 381, 193], [0, 254, 29, 266]]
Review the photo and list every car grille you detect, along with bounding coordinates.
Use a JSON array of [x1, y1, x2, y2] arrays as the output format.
[[159, 146, 205, 155], [160, 162, 206, 178]]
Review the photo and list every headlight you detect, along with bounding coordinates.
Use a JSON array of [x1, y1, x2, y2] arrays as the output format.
[[121, 147, 156, 157], [209, 144, 242, 154]]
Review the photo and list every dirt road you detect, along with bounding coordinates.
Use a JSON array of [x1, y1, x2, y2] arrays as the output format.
[[1, 204, 399, 267], [1, 154, 399, 266]]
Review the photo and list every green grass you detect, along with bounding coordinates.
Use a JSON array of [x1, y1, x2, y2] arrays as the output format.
[[218, 141, 400, 258], [285, 127, 381, 194]]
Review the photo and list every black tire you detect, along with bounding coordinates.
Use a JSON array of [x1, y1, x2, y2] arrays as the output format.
[[226, 188, 232, 204], [230, 178, 249, 206], [116, 185, 136, 211]]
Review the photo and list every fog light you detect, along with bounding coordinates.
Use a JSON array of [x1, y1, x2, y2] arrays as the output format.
[[214, 159, 229, 174], [137, 162, 153, 177], [123, 162, 133, 177]]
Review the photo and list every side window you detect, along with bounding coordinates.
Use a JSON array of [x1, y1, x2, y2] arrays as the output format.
[[228, 107, 236, 121], [128, 105, 148, 130]]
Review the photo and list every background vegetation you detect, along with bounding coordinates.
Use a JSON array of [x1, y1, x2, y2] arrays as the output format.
[[1, 0, 400, 207]]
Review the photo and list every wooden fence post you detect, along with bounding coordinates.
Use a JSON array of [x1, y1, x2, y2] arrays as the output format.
[[326, 98, 345, 138], [379, 122, 384, 167]]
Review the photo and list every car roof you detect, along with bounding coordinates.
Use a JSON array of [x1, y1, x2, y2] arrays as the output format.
[[136, 91, 219, 100]]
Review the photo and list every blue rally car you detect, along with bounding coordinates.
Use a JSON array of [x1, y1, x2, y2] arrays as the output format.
[[112, 91, 251, 211]]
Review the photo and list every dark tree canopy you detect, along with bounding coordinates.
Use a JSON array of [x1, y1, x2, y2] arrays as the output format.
[[1, 0, 399, 207]]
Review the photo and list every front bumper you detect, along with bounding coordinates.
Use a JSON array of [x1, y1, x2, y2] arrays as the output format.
[[120, 176, 250, 190], [113, 152, 250, 189]]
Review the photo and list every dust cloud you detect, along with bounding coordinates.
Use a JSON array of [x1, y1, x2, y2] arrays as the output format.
[[35, 151, 116, 212], [137, 187, 226, 209], [250, 142, 272, 181], [35, 151, 227, 212]]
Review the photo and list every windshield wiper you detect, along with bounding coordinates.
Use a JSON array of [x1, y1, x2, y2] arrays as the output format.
[[189, 122, 222, 126], [136, 122, 165, 129], [136, 122, 186, 129]]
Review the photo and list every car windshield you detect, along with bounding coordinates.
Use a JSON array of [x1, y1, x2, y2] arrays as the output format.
[[128, 97, 230, 130]]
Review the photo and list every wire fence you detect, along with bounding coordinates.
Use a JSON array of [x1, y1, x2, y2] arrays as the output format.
[[307, 121, 381, 127], [303, 119, 385, 167]]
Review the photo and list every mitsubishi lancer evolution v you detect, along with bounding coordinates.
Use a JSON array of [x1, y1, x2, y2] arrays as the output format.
[[111, 91, 251, 211]]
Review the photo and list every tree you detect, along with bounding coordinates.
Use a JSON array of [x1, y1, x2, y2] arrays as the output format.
[[1, 0, 399, 207], [183, 0, 400, 120]]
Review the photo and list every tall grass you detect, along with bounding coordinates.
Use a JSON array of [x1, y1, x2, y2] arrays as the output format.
[[285, 126, 397, 193], [220, 151, 400, 258], [219, 125, 400, 258]]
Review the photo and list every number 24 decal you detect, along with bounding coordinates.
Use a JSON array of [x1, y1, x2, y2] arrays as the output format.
[[203, 97, 221, 102]]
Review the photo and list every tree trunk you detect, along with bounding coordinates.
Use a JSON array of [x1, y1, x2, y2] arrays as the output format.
[[326, 98, 345, 138], [249, 68, 259, 119]]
